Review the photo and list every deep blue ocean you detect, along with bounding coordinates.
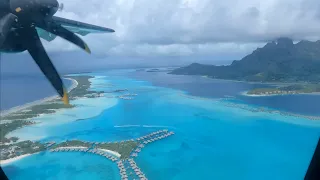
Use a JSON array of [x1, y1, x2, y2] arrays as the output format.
[[2, 69, 320, 180], [0, 74, 73, 111]]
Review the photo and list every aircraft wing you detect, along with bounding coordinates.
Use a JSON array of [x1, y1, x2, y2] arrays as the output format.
[[37, 16, 115, 42]]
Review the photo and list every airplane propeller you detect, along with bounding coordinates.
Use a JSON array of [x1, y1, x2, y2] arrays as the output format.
[[58, 3, 64, 11], [0, 13, 17, 47], [0, 0, 93, 105]]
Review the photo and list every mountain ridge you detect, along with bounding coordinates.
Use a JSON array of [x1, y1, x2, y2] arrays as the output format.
[[170, 38, 320, 83]]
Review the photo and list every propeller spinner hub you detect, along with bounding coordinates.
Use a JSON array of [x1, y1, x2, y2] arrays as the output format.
[[10, 0, 59, 18]]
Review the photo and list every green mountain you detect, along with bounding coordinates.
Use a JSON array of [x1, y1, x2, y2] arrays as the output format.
[[170, 38, 320, 83]]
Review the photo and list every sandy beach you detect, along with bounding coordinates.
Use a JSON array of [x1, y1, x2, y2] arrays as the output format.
[[0, 77, 79, 118], [0, 153, 37, 165], [98, 148, 121, 158]]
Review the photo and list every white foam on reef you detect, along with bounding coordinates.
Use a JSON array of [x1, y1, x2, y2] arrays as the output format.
[[114, 124, 176, 129], [6, 75, 118, 141], [114, 125, 141, 128], [142, 125, 176, 129]]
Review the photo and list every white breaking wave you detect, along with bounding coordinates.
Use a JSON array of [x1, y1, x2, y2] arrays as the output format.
[[114, 125, 141, 128], [114, 124, 176, 129]]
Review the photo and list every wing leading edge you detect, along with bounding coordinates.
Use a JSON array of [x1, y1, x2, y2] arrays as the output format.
[[37, 16, 115, 41]]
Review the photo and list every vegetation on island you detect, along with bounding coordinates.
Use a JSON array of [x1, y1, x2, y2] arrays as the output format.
[[170, 38, 320, 84], [0, 75, 105, 149], [65, 75, 105, 99], [0, 120, 36, 144], [49, 140, 138, 159], [50, 140, 92, 149], [0, 140, 46, 160], [96, 141, 138, 159], [247, 84, 320, 95]]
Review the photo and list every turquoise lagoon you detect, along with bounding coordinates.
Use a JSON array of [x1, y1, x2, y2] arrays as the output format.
[[3, 69, 320, 180]]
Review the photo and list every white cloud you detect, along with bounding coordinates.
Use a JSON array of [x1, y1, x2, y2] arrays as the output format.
[[45, 0, 320, 58]]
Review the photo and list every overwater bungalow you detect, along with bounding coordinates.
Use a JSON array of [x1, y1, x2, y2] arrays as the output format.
[[139, 144, 144, 148]]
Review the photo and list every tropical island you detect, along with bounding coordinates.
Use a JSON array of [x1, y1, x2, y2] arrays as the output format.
[[0, 73, 148, 167], [247, 84, 320, 96], [169, 37, 320, 95], [0, 75, 107, 161]]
